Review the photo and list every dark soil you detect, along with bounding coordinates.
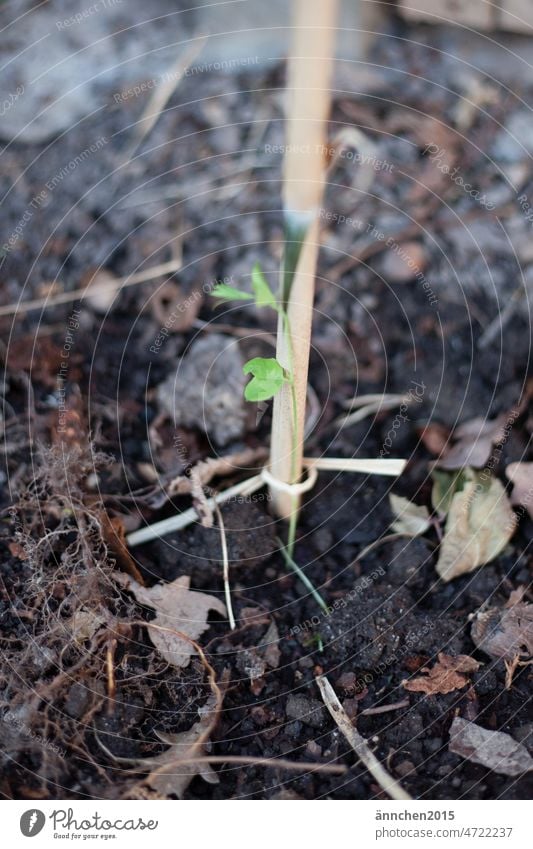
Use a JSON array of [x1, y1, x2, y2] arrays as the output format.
[[1, 22, 532, 800]]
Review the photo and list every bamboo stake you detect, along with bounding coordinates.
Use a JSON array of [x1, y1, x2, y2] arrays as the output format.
[[270, 0, 338, 519]]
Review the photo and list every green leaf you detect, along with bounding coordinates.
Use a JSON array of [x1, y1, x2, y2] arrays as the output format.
[[242, 357, 287, 402], [211, 283, 253, 302], [431, 469, 466, 516], [251, 263, 277, 309], [282, 211, 312, 304]]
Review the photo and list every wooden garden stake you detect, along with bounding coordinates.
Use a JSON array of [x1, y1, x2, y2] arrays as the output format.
[[269, 0, 338, 520]]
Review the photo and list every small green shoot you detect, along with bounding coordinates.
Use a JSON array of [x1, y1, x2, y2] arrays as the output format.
[[251, 263, 278, 310], [211, 282, 253, 302], [242, 357, 287, 402]]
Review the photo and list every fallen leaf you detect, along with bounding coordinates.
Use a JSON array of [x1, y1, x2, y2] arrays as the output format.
[[68, 609, 107, 644], [402, 653, 479, 695], [100, 512, 145, 584], [138, 690, 220, 798], [506, 462, 533, 519], [8, 541, 27, 560], [389, 494, 431, 536], [431, 469, 465, 516], [436, 414, 509, 470], [118, 574, 226, 668], [260, 620, 281, 669], [435, 469, 516, 582], [471, 602, 533, 661], [449, 717, 533, 777]]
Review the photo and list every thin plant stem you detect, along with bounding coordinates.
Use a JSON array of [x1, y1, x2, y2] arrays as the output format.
[[277, 538, 328, 613]]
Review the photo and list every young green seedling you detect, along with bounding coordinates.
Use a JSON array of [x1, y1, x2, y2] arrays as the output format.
[[212, 264, 291, 405]]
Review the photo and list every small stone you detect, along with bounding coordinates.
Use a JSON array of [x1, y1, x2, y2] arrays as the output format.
[[336, 671, 357, 693], [342, 698, 358, 721], [157, 334, 246, 446], [512, 723, 533, 752], [395, 760, 416, 778], [306, 740, 322, 758]]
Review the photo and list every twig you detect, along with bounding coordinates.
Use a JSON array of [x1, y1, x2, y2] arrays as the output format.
[[105, 638, 117, 715], [316, 675, 412, 800], [0, 259, 183, 318], [361, 699, 410, 717], [214, 503, 236, 630], [158, 754, 346, 775], [121, 37, 207, 166]]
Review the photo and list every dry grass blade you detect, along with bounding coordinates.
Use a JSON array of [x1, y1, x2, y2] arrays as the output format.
[[121, 37, 208, 165], [213, 502, 236, 631], [304, 457, 406, 476], [162, 755, 346, 775], [0, 259, 183, 318], [316, 675, 412, 800]]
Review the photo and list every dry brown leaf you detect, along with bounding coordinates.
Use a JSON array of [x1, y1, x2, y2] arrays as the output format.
[[166, 447, 267, 498], [118, 574, 226, 668], [138, 690, 219, 798], [402, 653, 479, 695], [100, 512, 145, 584], [68, 609, 107, 644], [436, 471, 516, 582], [389, 494, 431, 536], [449, 717, 533, 777], [436, 414, 509, 470], [471, 602, 533, 661], [8, 541, 27, 560], [506, 462, 533, 519]]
